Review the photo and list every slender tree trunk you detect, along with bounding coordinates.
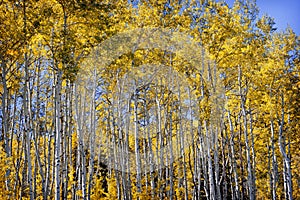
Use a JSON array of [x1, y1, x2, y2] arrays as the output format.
[[22, 1, 34, 198], [214, 126, 221, 200], [249, 110, 257, 196], [177, 81, 188, 200], [54, 70, 62, 200], [278, 93, 292, 200], [87, 70, 97, 200], [168, 71, 175, 199], [205, 121, 216, 200], [238, 66, 254, 200], [270, 119, 278, 200], [125, 98, 133, 199], [0, 58, 11, 157], [227, 111, 240, 200], [133, 81, 142, 195]]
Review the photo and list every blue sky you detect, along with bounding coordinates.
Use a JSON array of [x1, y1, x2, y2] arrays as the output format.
[[220, 0, 300, 35]]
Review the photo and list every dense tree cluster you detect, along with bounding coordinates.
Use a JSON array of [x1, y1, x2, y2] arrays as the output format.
[[0, 0, 299, 199]]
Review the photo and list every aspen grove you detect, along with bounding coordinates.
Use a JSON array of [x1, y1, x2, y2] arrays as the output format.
[[0, 0, 299, 199]]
